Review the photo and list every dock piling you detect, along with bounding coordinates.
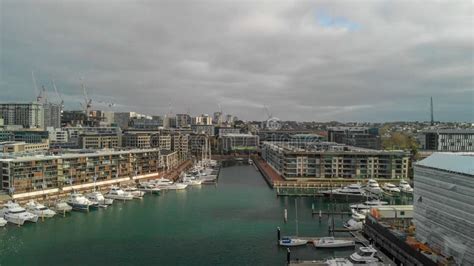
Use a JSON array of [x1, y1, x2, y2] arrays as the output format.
[[277, 227, 281, 243], [286, 248, 290, 265]]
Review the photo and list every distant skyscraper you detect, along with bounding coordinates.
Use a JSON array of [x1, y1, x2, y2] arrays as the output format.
[[0, 102, 61, 129]]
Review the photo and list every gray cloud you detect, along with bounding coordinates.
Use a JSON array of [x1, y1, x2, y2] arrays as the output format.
[[1, 0, 472, 122]]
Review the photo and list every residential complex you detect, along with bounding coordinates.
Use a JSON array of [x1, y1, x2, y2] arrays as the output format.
[[218, 133, 259, 153], [413, 153, 474, 265], [0, 102, 62, 129], [261, 141, 410, 180], [327, 126, 381, 150]]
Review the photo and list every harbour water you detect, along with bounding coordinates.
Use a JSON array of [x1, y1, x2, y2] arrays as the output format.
[[0, 165, 371, 265]]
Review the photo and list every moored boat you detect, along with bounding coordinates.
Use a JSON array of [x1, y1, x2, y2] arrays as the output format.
[[0, 201, 38, 225], [279, 237, 308, 247], [382, 183, 401, 193], [105, 186, 134, 201], [66, 193, 97, 211], [25, 200, 56, 218], [313, 237, 355, 248], [399, 180, 413, 193], [123, 186, 145, 199], [86, 191, 114, 206]]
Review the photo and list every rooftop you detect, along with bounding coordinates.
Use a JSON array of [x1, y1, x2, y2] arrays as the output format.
[[416, 152, 474, 176]]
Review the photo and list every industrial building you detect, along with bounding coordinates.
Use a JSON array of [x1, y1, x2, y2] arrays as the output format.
[[0, 148, 163, 195], [261, 141, 410, 180], [413, 153, 474, 265], [418, 129, 474, 151]]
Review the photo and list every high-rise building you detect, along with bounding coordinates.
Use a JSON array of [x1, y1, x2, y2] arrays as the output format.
[[0, 102, 44, 129], [175, 114, 191, 128]]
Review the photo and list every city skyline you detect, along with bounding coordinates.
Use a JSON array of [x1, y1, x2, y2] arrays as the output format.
[[1, 1, 473, 122]]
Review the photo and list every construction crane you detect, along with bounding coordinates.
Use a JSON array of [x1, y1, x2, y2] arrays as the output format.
[[31, 71, 45, 103], [263, 105, 281, 130], [51, 78, 64, 110], [80, 78, 92, 116]]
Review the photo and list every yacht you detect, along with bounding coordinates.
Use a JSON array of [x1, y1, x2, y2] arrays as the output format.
[[313, 237, 355, 248], [153, 178, 174, 189], [350, 200, 388, 211], [123, 186, 145, 199], [382, 183, 401, 193], [365, 179, 383, 194], [279, 237, 308, 247], [182, 175, 203, 186], [351, 209, 369, 221], [52, 201, 73, 213], [349, 246, 379, 264], [324, 183, 366, 197], [0, 217, 7, 227], [399, 180, 413, 193], [105, 186, 134, 201], [25, 200, 56, 218], [1, 201, 38, 225], [166, 183, 188, 190], [66, 193, 97, 211], [138, 182, 161, 194], [86, 191, 114, 206]]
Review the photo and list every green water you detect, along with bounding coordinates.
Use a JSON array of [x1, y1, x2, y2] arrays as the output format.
[[0, 165, 359, 265]]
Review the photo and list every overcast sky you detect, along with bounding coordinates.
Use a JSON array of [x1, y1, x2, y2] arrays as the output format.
[[1, 0, 472, 122]]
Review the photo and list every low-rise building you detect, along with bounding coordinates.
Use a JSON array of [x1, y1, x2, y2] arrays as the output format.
[[413, 153, 474, 265], [218, 133, 259, 154], [0, 141, 50, 153], [418, 129, 474, 151], [79, 134, 121, 149], [328, 127, 381, 150], [261, 141, 410, 180], [0, 129, 49, 143], [171, 133, 189, 161]]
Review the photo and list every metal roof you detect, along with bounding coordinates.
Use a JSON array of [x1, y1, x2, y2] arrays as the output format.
[[416, 152, 474, 176]]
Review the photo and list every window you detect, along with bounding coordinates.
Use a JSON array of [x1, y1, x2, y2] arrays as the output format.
[[400, 211, 405, 216]]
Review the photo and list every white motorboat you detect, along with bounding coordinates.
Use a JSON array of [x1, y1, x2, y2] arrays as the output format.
[[1, 201, 38, 225], [138, 182, 161, 194], [365, 179, 383, 194], [382, 183, 401, 193], [123, 186, 145, 199], [166, 183, 188, 190], [399, 180, 413, 193], [351, 209, 368, 221], [324, 258, 353, 266], [153, 178, 174, 189], [25, 200, 56, 218], [67, 193, 97, 211], [52, 201, 73, 213], [86, 191, 114, 205], [0, 217, 7, 227], [350, 200, 388, 211], [279, 237, 308, 247], [344, 218, 363, 231], [324, 183, 367, 197], [105, 186, 134, 201], [182, 176, 203, 185], [313, 237, 355, 248], [349, 246, 379, 264]]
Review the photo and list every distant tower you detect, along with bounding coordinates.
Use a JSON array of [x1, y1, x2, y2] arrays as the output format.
[[430, 97, 434, 126]]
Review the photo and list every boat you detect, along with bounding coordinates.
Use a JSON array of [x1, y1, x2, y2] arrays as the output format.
[[153, 178, 175, 189], [182, 175, 203, 186], [0, 201, 38, 225], [365, 179, 383, 194], [105, 186, 134, 201], [86, 191, 114, 206], [313, 237, 355, 248], [52, 201, 73, 213], [382, 183, 401, 193], [137, 182, 161, 194], [248, 158, 253, 165], [349, 246, 379, 264], [399, 180, 413, 193], [66, 193, 97, 211], [350, 200, 388, 211], [343, 218, 363, 231], [166, 183, 188, 190], [351, 209, 368, 221], [123, 186, 145, 199], [323, 183, 367, 197], [0, 217, 7, 227], [279, 199, 307, 247], [24, 200, 56, 218]]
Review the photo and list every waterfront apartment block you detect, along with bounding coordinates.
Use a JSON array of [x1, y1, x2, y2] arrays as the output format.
[[413, 153, 474, 265], [0, 149, 162, 194], [171, 133, 189, 161], [419, 129, 474, 152], [261, 141, 410, 180], [122, 132, 152, 148]]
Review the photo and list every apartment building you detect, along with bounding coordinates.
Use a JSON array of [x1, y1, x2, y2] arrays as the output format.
[[79, 134, 121, 149], [327, 127, 381, 150], [171, 133, 189, 161], [261, 141, 410, 180], [122, 132, 152, 149], [0, 141, 50, 153], [0, 130, 49, 143], [0, 149, 162, 194], [218, 133, 259, 153]]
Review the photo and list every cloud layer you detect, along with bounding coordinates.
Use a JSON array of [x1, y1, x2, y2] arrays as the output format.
[[1, 0, 473, 122]]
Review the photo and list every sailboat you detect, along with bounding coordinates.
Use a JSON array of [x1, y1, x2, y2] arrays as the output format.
[[279, 199, 307, 246]]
